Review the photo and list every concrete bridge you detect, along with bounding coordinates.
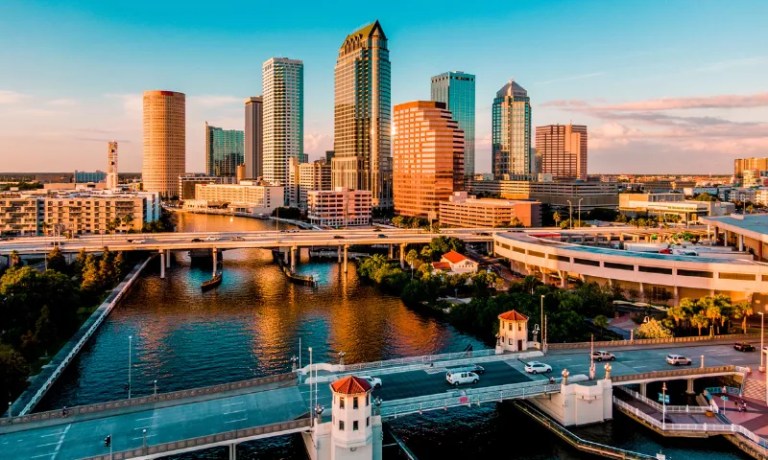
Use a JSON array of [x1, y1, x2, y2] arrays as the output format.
[[0, 339, 763, 459]]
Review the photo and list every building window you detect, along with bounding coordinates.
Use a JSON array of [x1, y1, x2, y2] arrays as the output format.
[[366, 416, 370, 427], [339, 420, 345, 431], [508, 323, 512, 331], [353, 397, 358, 409], [366, 394, 369, 406], [353, 420, 359, 431], [518, 323, 522, 331], [339, 397, 345, 409]]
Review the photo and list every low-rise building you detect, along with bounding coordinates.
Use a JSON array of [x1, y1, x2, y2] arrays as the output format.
[[298, 160, 332, 211], [0, 194, 44, 236], [191, 181, 284, 215], [178, 174, 235, 201], [431, 250, 479, 274], [307, 187, 372, 228], [467, 178, 618, 210], [619, 193, 735, 223], [439, 192, 541, 227]]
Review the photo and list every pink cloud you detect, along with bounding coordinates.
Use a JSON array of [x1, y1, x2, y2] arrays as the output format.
[[544, 92, 768, 111]]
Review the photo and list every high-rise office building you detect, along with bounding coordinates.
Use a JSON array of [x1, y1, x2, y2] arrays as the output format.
[[393, 101, 464, 218], [205, 123, 244, 177], [106, 141, 118, 190], [536, 124, 588, 180], [244, 96, 264, 179], [734, 157, 768, 179], [298, 160, 332, 211], [492, 81, 531, 177], [431, 71, 476, 177], [332, 20, 392, 208], [263, 57, 304, 202], [142, 90, 186, 198]]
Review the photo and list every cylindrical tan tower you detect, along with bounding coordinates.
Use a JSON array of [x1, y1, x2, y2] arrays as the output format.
[[143, 90, 186, 198]]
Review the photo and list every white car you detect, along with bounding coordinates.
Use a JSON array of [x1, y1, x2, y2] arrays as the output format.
[[445, 371, 479, 386], [665, 354, 692, 366], [524, 361, 553, 374], [205, 236, 219, 241], [359, 375, 382, 389]]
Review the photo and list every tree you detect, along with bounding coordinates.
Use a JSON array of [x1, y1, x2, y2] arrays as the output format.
[[0, 345, 30, 400], [593, 315, 609, 338], [46, 246, 67, 273], [636, 318, 673, 339], [9, 250, 20, 268], [690, 313, 709, 337], [552, 211, 561, 228], [668, 298, 696, 330], [731, 301, 754, 334]]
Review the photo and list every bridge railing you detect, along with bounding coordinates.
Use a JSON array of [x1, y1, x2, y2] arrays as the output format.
[[82, 418, 311, 460], [616, 387, 710, 414], [547, 332, 760, 350], [614, 397, 768, 452], [342, 348, 497, 373], [612, 365, 739, 383], [0, 373, 296, 429], [380, 381, 560, 419]]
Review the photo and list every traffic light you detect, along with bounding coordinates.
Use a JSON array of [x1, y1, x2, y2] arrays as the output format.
[[104, 435, 111, 447]]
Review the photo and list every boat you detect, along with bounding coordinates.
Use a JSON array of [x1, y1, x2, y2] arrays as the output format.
[[201, 271, 223, 291]]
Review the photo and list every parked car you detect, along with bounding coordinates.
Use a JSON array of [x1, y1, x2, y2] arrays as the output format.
[[446, 371, 479, 386], [524, 361, 553, 374], [592, 351, 616, 362], [359, 375, 382, 389], [665, 354, 692, 366], [734, 342, 755, 352]]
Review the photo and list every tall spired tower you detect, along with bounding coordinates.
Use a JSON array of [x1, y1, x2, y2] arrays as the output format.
[[106, 141, 118, 190], [332, 20, 392, 208]]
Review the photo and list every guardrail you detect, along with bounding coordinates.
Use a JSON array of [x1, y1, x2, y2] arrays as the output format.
[[10, 256, 153, 417], [612, 365, 739, 384], [617, 387, 710, 414], [341, 348, 497, 374], [547, 333, 761, 350], [515, 400, 657, 460], [82, 418, 311, 460], [0, 373, 296, 429], [614, 397, 768, 453], [380, 381, 560, 419]]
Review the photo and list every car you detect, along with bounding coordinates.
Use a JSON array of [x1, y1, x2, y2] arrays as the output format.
[[524, 361, 553, 374], [665, 354, 692, 366], [205, 236, 219, 241], [333, 235, 344, 239], [191, 238, 202, 243], [445, 371, 479, 386], [592, 351, 616, 362], [232, 236, 245, 241], [377, 234, 387, 238], [734, 342, 755, 352], [130, 239, 146, 244], [359, 375, 382, 389], [448, 364, 485, 375]]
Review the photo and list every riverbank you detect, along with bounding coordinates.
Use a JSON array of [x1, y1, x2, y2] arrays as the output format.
[[7, 256, 152, 416]]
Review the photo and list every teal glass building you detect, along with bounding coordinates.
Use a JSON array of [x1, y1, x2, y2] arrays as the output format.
[[431, 71, 475, 177], [492, 80, 531, 177], [205, 123, 244, 177]]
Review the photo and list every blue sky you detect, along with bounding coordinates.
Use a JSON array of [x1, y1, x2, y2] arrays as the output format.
[[1, 0, 766, 174]]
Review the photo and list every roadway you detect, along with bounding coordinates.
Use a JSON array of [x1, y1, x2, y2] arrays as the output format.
[[1, 339, 758, 458]]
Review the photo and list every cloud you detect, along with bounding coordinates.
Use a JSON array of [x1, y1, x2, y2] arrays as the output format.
[[104, 93, 143, 118], [47, 98, 78, 107], [544, 92, 768, 111], [188, 95, 242, 108], [695, 56, 768, 73], [304, 132, 332, 154], [535, 72, 606, 86], [0, 90, 28, 104]]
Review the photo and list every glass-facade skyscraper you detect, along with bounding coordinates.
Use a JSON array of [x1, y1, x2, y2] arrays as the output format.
[[332, 20, 392, 208], [263, 57, 304, 202], [431, 71, 475, 177], [244, 96, 263, 179], [205, 123, 244, 177], [492, 80, 532, 177]]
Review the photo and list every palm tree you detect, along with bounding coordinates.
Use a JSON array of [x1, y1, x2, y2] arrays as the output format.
[[668, 298, 695, 331], [731, 301, 754, 334], [700, 297, 722, 336], [690, 313, 709, 337], [553, 211, 562, 228]]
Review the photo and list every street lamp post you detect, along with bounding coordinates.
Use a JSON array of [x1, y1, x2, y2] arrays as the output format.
[[308, 346, 313, 427], [566, 200, 573, 229], [153, 380, 158, 397], [128, 335, 132, 399], [540, 294, 545, 351], [661, 382, 667, 430], [142, 428, 147, 453], [759, 312, 765, 372]]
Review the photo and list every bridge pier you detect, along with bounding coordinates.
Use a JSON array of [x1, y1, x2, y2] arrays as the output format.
[[388, 244, 393, 259], [686, 378, 695, 395], [212, 248, 218, 276], [159, 250, 166, 279], [343, 245, 348, 273], [229, 443, 237, 460], [338, 245, 342, 263], [284, 247, 289, 264], [639, 382, 647, 397], [399, 243, 406, 269], [291, 246, 298, 272], [166, 249, 171, 268]]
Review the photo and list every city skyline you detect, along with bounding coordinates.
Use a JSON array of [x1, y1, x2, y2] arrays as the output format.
[[0, 0, 766, 174]]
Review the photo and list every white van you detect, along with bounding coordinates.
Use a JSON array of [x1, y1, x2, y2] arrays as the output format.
[[446, 371, 479, 386]]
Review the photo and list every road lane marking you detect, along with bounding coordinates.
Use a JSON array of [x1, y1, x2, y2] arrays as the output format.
[[223, 409, 246, 415], [50, 424, 70, 460], [136, 415, 158, 421], [132, 425, 153, 430], [29, 454, 54, 459], [224, 418, 248, 423], [131, 433, 157, 441], [40, 431, 66, 438]]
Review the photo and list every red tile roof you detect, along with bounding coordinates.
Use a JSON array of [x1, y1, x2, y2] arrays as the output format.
[[498, 310, 528, 322], [330, 376, 372, 395], [441, 250, 467, 264], [432, 261, 451, 271]]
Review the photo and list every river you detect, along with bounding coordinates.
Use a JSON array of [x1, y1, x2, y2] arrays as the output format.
[[37, 213, 747, 459]]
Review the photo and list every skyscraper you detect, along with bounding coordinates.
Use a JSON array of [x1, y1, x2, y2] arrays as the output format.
[[262, 57, 303, 201], [492, 81, 531, 177], [536, 124, 588, 180], [205, 123, 244, 178], [244, 96, 263, 179], [106, 141, 118, 190], [393, 101, 464, 218], [431, 71, 476, 177], [142, 90, 185, 198], [332, 20, 392, 208]]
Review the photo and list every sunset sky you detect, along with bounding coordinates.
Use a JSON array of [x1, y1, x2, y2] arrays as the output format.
[[1, 0, 766, 174]]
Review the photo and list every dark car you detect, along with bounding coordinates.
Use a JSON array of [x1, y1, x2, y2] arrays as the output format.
[[377, 234, 387, 238], [191, 238, 202, 242], [734, 342, 755, 352], [333, 235, 344, 239]]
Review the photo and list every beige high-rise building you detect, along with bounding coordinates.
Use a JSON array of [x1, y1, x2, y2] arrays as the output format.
[[393, 101, 464, 218], [142, 90, 186, 198], [734, 157, 768, 180], [332, 20, 392, 208], [536, 124, 588, 181], [106, 141, 118, 190]]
